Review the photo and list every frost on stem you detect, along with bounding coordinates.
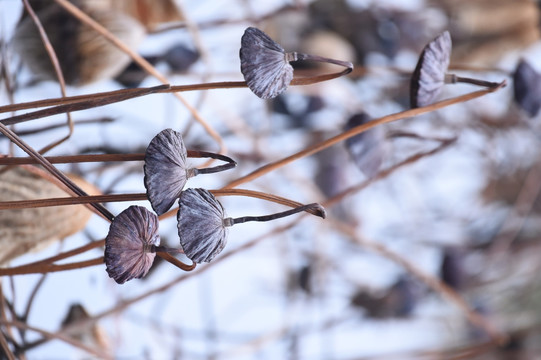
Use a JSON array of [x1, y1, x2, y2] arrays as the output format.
[[105, 206, 160, 284], [144, 128, 194, 216], [240, 27, 294, 99], [410, 31, 452, 108], [513, 59, 541, 117]]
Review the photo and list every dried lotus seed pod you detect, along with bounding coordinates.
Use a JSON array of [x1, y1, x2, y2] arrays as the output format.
[[177, 188, 326, 263], [410, 31, 452, 108], [177, 188, 228, 263], [513, 59, 541, 117], [144, 129, 195, 216], [344, 113, 386, 178], [105, 206, 160, 284], [240, 27, 295, 99]]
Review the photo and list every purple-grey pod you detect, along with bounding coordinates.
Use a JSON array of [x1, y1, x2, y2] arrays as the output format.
[[177, 188, 229, 263], [144, 129, 195, 216], [104, 206, 160, 284], [410, 31, 452, 108], [240, 27, 295, 99]]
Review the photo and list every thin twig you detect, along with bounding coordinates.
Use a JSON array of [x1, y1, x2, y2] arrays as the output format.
[[0, 122, 115, 221], [0, 258, 103, 277], [53, 0, 225, 154], [333, 220, 508, 345], [224, 81, 506, 189], [21, 0, 74, 155], [2, 319, 112, 359]]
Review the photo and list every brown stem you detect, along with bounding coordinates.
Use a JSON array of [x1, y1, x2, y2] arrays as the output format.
[[223, 81, 506, 189], [0, 122, 115, 221], [156, 252, 196, 272], [0, 257, 103, 276], [0, 150, 226, 165], [53, 0, 225, 156], [22, 0, 74, 156], [1, 85, 170, 126]]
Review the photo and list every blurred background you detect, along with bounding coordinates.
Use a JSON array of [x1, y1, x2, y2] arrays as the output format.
[[1, 0, 541, 358]]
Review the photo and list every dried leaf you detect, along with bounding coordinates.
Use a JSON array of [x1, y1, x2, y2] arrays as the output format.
[[105, 205, 160, 284], [240, 27, 294, 99], [144, 128, 192, 216], [0, 168, 96, 265], [410, 31, 452, 108], [12, 4, 145, 85], [177, 188, 228, 263], [513, 59, 541, 117]]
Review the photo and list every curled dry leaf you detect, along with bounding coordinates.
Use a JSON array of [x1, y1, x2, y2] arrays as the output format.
[[105, 205, 160, 284], [240, 27, 294, 99], [344, 113, 386, 178], [513, 59, 541, 117], [144, 128, 194, 216], [12, 3, 145, 85], [0, 167, 97, 265], [177, 188, 228, 263], [410, 31, 452, 108]]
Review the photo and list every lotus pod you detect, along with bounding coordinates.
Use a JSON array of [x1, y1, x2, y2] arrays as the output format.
[[240, 27, 295, 99], [177, 188, 228, 263], [144, 128, 195, 215], [514, 59, 541, 117], [410, 31, 452, 108], [344, 113, 386, 178], [0, 168, 96, 265], [105, 205, 160, 284]]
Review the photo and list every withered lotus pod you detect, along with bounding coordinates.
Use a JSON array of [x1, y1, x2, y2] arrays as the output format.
[[411, 31, 501, 108], [513, 59, 541, 117], [178, 188, 326, 263], [177, 188, 228, 263], [240, 27, 295, 99], [410, 31, 452, 108], [344, 113, 386, 178], [144, 129, 237, 215], [240, 27, 353, 100], [105, 206, 160, 284], [144, 128, 194, 215]]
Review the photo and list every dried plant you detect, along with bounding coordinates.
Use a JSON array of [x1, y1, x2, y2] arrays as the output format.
[[0, 1, 526, 358]]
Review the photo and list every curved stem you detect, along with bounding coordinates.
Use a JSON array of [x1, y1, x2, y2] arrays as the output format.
[[156, 252, 196, 271], [445, 73, 500, 88], [227, 203, 325, 226], [294, 53, 354, 72], [0, 189, 326, 219], [223, 81, 506, 189], [188, 150, 237, 175], [211, 189, 325, 217]]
